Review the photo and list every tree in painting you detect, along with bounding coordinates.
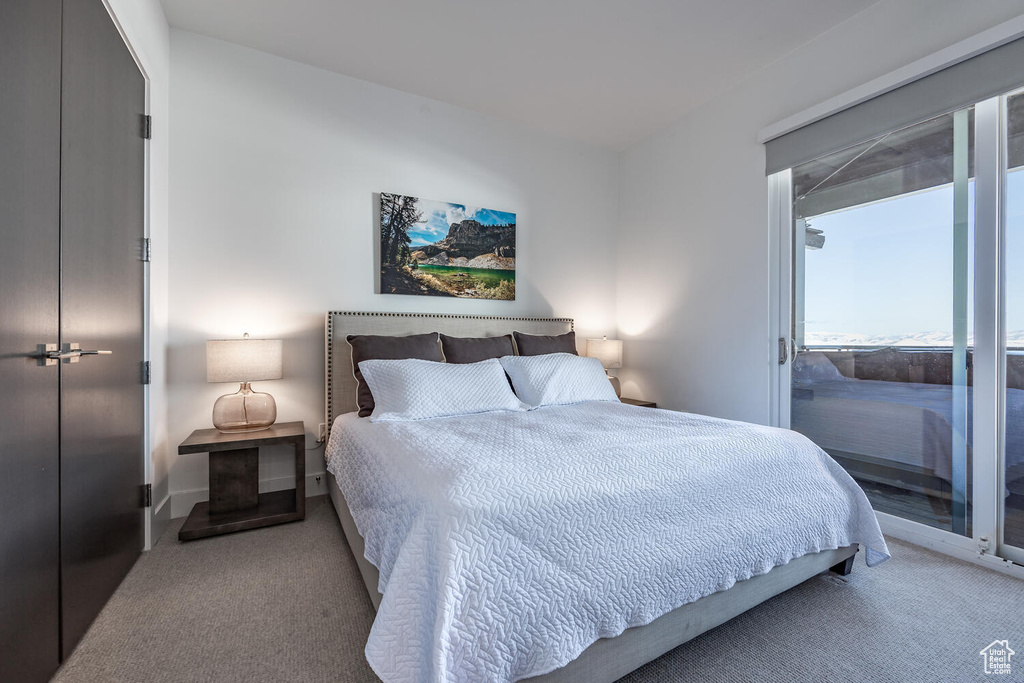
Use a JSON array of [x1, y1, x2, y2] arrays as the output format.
[[380, 193, 422, 267]]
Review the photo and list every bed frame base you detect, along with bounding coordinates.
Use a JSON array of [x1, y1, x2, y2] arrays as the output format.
[[830, 554, 855, 576], [327, 472, 858, 683], [328, 472, 383, 610]]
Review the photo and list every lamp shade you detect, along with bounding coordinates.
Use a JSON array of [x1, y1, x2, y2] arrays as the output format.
[[585, 337, 623, 369], [206, 337, 283, 383]]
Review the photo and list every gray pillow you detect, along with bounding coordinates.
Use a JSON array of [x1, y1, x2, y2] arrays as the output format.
[[346, 332, 443, 417], [440, 334, 515, 364], [512, 330, 577, 356]]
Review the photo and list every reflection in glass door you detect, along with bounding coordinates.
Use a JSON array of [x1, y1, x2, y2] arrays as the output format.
[[1003, 90, 1024, 560], [789, 109, 975, 536]]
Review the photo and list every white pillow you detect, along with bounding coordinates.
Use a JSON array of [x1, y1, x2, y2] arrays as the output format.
[[357, 357, 527, 422], [792, 351, 849, 382], [499, 353, 619, 408]]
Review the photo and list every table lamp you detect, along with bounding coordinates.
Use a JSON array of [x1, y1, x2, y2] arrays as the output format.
[[586, 336, 623, 397], [206, 333, 283, 432]]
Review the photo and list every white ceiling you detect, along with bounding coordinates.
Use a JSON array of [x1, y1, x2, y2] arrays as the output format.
[[160, 0, 878, 149]]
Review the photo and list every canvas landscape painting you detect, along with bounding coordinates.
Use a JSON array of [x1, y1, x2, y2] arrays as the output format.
[[379, 192, 516, 300]]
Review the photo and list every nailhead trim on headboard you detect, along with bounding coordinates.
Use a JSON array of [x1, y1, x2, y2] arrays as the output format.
[[324, 311, 575, 436]]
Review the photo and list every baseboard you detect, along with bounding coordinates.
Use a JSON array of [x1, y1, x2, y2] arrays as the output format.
[[169, 471, 329, 519], [149, 493, 172, 547]]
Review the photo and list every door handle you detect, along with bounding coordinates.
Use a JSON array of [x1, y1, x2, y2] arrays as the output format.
[[778, 337, 789, 365], [45, 343, 112, 364]]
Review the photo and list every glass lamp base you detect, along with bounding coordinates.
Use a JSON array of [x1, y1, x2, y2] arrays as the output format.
[[212, 382, 277, 433]]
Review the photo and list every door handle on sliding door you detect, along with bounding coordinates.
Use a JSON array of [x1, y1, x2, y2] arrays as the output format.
[[45, 343, 112, 364], [778, 337, 789, 365]]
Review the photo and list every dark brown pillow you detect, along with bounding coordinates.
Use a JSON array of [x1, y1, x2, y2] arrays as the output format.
[[439, 334, 515, 364], [347, 332, 443, 417], [512, 330, 578, 356]]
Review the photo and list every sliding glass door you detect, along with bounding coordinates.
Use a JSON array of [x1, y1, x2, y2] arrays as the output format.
[[788, 109, 975, 536], [1003, 90, 1024, 561], [775, 86, 1024, 565]]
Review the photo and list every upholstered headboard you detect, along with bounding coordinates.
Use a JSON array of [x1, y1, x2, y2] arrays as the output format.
[[324, 311, 574, 433]]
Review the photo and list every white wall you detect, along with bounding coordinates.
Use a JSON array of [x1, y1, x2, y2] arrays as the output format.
[[616, 0, 1024, 425], [167, 31, 620, 516], [105, 0, 171, 547]]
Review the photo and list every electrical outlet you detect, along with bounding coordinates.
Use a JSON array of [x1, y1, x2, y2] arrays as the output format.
[[318, 423, 327, 443]]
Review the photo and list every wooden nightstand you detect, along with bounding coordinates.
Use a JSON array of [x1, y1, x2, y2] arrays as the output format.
[[177, 421, 306, 541], [620, 397, 657, 408]]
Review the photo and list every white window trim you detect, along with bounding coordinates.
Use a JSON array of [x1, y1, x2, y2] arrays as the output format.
[[768, 169, 792, 429], [972, 96, 1005, 562]]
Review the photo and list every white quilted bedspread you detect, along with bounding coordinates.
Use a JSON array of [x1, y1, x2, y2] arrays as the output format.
[[326, 401, 889, 683]]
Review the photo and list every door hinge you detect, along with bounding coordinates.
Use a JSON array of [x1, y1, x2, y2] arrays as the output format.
[[142, 483, 152, 508], [143, 114, 152, 140], [140, 237, 152, 262], [142, 360, 152, 385]]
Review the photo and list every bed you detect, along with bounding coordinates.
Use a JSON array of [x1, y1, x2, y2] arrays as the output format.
[[323, 311, 888, 683]]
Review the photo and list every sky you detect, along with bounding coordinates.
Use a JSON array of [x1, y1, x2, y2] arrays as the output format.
[[802, 168, 1024, 346], [407, 198, 516, 248]]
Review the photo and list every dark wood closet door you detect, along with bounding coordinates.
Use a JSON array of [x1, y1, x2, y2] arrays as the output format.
[[59, 0, 147, 657], [0, 1, 63, 680]]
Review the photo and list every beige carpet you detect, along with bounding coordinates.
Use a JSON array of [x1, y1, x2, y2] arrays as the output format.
[[53, 496, 1024, 683]]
